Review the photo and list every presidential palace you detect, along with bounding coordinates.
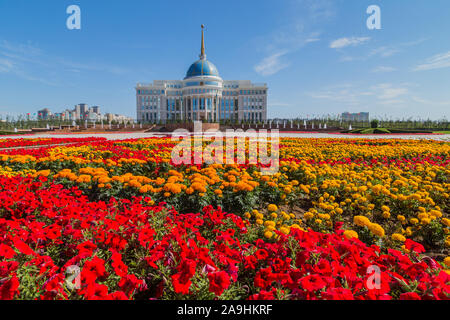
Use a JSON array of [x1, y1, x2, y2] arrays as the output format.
[[136, 26, 268, 124]]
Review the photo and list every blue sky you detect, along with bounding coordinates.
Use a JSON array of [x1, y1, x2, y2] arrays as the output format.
[[0, 0, 449, 120]]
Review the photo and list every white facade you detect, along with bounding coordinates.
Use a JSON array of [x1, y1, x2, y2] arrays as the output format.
[[136, 26, 268, 124]]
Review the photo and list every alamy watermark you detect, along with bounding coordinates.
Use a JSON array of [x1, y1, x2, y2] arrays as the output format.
[[66, 5, 81, 30], [367, 5, 381, 30], [64, 5, 380, 31], [366, 265, 381, 290], [65, 265, 81, 290], [171, 122, 280, 175]]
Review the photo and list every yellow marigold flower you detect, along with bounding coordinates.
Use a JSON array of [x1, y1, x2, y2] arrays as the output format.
[[391, 233, 406, 242], [369, 223, 385, 237], [303, 211, 314, 220], [442, 218, 450, 227], [268, 204, 278, 212], [444, 257, 450, 267], [344, 230, 359, 240], [397, 215, 406, 222], [270, 212, 278, 219], [256, 219, 264, 225], [405, 227, 413, 237], [139, 185, 151, 193], [418, 212, 428, 220], [264, 231, 273, 239], [264, 221, 276, 227], [280, 227, 290, 235], [244, 212, 251, 219], [35, 170, 51, 177], [358, 186, 368, 192], [421, 218, 431, 225], [354, 216, 371, 227], [300, 185, 310, 194], [429, 210, 442, 218]]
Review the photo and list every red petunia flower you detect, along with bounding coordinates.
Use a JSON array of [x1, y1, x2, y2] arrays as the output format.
[[405, 239, 425, 254], [400, 292, 421, 300], [171, 258, 197, 295], [12, 239, 34, 256], [118, 274, 143, 297], [0, 244, 16, 259], [0, 276, 20, 300], [208, 271, 231, 296], [111, 252, 128, 277], [299, 274, 327, 292]]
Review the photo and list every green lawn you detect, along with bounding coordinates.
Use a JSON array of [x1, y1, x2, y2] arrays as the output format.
[[0, 131, 22, 135], [343, 128, 434, 134]]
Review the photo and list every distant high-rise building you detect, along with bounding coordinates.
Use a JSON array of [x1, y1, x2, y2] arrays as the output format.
[[37, 108, 52, 120], [77, 104, 88, 120], [34, 104, 131, 124], [90, 106, 100, 114], [74, 105, 81, 120], [342, 112, 369, 122]]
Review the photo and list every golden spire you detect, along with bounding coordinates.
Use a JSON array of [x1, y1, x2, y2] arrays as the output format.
[[200, 24, 206, 60]]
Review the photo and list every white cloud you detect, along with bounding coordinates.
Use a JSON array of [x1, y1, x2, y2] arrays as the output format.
[[369, 46, 400, 58], [412, 96, 450, 106], [379, 99, 405, 105], [253, 1, 335, 76], [309, 83, 410, 106], [309, 84, 373, 105], [371, 84, 409, 100], [254, 51, 290, 76], [268, 101, 292, 107], [0, 58, 14, 73], [305, 38, 320, 43], [414, 51, 450, 71], [329, 37, 370, 49], [291, 0, 336, 21], [254, 29, 322, 76], [0, 39, 130, 85], [340, 39, 426, 63], [372, 66, 396, 73]]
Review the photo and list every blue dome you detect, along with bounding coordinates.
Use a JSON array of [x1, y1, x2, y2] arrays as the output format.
[[185, 59, 220, 79]]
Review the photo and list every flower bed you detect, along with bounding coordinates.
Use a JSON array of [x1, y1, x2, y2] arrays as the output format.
[[0, 137, 107, 149], [0, 137, 449, 300], [0, 176, 448, 300]]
